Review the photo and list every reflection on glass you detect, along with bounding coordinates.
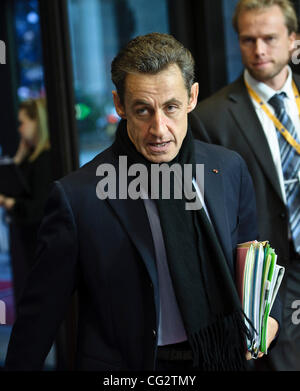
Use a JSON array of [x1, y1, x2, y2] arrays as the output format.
[[0, 208, 9, 255], [67, 0, 170, 166], [14, 0, 45, 100], [1, 0, 46, 342], [0, 0, 56, 370]]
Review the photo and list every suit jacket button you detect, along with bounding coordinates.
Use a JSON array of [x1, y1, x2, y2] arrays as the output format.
[[152, 329, 156, 337], [280, 213, 286, 219]]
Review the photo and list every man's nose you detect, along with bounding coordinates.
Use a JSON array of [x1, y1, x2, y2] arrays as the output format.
[[255, 38, 266, 56], [150, 111, 167, 138]]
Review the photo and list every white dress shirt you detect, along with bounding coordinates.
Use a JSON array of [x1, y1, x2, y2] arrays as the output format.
[[244, 66, 300, 204]]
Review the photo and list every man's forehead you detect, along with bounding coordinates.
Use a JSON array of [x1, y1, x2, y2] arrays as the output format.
[[238, 6, 287, 34], [125, 64, 183, 84], [123, 65, 188, 103]]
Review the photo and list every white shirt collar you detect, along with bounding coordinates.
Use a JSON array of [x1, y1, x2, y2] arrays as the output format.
[[244, 66, 294, 106]]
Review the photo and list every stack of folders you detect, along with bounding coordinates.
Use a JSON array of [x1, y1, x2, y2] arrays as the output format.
[[236, 241, 285, 358]]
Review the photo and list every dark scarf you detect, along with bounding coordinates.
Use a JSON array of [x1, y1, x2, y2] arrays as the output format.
[[112, 119, 251, 370]]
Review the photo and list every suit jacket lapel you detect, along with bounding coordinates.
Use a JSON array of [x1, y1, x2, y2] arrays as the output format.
[[106, 196, 158, 289], [96, 149, 159, 296], [228, 77, 283, 202]]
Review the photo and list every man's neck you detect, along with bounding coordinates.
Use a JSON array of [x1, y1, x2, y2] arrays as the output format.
[[261, 66, 289, 91]]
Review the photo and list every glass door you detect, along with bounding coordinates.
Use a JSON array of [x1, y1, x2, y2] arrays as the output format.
[[0, 0, 55, 370], [67, 0, 170, 166]]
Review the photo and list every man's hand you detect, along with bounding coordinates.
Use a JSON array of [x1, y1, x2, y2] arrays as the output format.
[[245, 316, 279, 360], [4, 197, 16, 211], [0, 195, 16, 211]]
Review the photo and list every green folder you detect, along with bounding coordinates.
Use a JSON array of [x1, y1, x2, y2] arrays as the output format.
[[236, 241, 285, 358]]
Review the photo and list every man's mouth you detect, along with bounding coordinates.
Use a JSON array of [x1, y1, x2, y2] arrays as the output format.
[[253, 61, 271, 68], [150, 142, 169, 147], [148, 141, 171, 153]]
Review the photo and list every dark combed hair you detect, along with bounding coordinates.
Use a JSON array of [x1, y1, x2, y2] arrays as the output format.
[[111, 33, 195, 104]]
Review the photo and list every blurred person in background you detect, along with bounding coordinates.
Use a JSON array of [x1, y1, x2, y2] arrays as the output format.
[[191, 0, 300, 370], [0, 98, 53, 305]]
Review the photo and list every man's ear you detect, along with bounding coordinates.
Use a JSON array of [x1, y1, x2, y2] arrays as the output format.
[[289, 31, 297, 52], [187, 82, 199, 113], [112, 91, 126, 119]]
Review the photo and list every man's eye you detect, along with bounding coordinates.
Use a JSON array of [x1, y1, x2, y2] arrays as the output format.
[[136, 108, 148, 116], [166, 105, 177, 112], [242, 38, 253, 45], [266, 36, 275, 43]]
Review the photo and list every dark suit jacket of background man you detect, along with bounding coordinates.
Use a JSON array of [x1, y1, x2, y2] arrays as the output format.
[[4, 136, 281, 371], [190, 74, 300, 268]]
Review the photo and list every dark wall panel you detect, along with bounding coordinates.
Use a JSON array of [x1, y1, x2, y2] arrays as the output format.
[[169, 0, 227, 100], [38, 0, 79, 180]]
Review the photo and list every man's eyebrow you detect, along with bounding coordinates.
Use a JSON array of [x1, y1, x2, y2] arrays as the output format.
[[239, 34, 255, 39], [240, 33, 278, 39], [164, 98, 183, 106], [132, 100, 151, 107], [131, 98, 183, 108]]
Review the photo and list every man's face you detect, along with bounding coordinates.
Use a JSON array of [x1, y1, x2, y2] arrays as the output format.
[[238, 5, 296, 84], [113, 64, 198, 163]]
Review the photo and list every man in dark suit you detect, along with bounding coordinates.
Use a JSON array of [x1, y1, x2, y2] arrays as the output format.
[[5, 33, 279, 371], [191, 0, 300, 370]]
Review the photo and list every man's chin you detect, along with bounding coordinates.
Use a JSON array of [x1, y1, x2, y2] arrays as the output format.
[[248, 63, 288, 84], [144, 152, 176, 164], [249, 68, 274, 83], [141, 148, 176, 164], [147, 156, 172, 164]]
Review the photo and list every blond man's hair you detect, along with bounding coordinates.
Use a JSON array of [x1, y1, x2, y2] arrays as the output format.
[[233, 0, 298, 34]]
